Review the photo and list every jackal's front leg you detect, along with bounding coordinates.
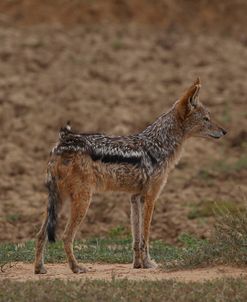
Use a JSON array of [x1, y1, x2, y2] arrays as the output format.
[[130, 194, 143, 268], [141, 194, 158, 269]]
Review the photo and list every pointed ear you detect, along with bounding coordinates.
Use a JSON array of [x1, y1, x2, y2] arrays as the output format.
[[176, 78, 201, 119]]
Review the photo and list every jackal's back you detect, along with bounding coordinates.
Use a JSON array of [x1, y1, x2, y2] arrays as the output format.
[[53, 126, 161, 172]]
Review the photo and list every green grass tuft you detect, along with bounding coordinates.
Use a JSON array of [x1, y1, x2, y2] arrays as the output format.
[[0, 237, 181, 268], [167, 208, 247, 270]]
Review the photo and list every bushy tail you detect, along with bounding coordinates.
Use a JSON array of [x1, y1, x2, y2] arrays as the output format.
[[46, 173, 60, 243]]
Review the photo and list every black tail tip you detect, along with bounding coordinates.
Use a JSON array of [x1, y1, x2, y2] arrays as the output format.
[[47, 233, 56, 243], [47, 223, 56, 243]]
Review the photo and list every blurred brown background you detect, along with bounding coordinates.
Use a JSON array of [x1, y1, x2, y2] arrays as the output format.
[[0, 0, 246, 243]]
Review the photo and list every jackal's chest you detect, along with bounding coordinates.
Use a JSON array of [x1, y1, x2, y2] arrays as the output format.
[[166, 146, 183, 172]]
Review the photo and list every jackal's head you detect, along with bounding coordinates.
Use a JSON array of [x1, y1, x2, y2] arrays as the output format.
[[176, 78, 227, 139]]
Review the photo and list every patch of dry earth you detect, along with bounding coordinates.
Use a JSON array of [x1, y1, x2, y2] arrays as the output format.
[[1, 263, 247, 283]]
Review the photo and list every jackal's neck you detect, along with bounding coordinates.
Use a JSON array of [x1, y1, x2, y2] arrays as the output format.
[[141, 107, 184, 162]]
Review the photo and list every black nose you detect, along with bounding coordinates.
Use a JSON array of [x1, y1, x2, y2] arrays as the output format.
[[221, 128, 227, 135]]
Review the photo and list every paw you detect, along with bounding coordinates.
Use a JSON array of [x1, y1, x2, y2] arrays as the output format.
[[34, 266, 47, 274], [71, 265, 87, 274], [143, 259, 158, 269]]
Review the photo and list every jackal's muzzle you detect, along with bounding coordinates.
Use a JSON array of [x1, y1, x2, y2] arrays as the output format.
[[209, 127, 227, 139]]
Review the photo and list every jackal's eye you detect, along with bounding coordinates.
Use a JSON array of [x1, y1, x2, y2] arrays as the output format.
[[203, 117, 210, 122]]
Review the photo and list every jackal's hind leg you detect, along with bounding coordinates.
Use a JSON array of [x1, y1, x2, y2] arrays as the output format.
[[130, 194, 143, 268], [141, 194, 158, 269], [34, 212, 48, 274], [63, 190, 92, 273]]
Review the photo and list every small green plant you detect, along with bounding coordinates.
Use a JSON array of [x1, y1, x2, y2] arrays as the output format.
[[213, 207, 247, 264], [108, 225, 127, 238], [178, 233, 203, 247], [197, 169, 212, 180], [6, 213, 21, 223], [167, 204, 247, 270], [111, 39, 123, 50], [234, 156, 247, 171]]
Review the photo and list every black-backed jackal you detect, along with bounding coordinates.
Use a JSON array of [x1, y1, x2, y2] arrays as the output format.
[[34, 78, 227, 274]]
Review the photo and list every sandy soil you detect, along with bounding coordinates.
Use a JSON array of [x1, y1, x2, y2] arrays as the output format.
[[0, 2, 246, 244], [1, 263, 247, 283], [0, 0, 246, 38]]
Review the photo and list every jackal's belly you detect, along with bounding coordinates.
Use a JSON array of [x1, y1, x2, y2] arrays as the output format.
[[93, 162, 146, 193]]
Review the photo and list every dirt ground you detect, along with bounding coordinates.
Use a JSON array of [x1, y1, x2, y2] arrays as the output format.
[[0, 0, 247, 38], [0, 1, 246, 244], [1, 263, 247, 283]]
